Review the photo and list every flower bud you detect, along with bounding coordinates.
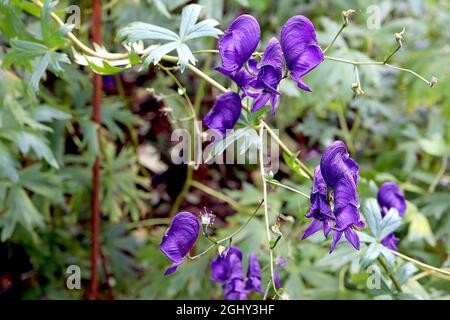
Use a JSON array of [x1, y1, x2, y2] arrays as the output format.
[[341, 9, 355, 26], [394, 27, 406, 47], [430, 76, 438, 87]]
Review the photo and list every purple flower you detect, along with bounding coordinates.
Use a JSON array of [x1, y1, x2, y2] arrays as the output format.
[[275, 256, 287, 268], [245, 253, 263, 293], [273, 270, 282, 289], [302, 166, 334, 240], [203, 92, 243, 137], [280, 15, 324, 92], [160, 212, 199, 275], [377, 182, 406, 217], [211, 246, 248, 300], [218, 15, 260, 73], [320, 141, 364, 252], [377, 181, 407, 251], [249, 38, 283, 114]]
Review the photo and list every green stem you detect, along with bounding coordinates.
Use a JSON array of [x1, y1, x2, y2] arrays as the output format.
[[259, 123, 279, 296], [428, 157, 448, 193], [337, 107, 355, 154], [265, 179, 310, 199], [378, 256, 403, 293], [188, 199, 264, 260], [391, 250, 450, 277], [190, 180, 247, 213], [383, 44, 401, 64], [323, 24, 346, 54]]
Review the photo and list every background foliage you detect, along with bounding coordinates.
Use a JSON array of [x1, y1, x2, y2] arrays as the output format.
[[0, 0, 449, 299]]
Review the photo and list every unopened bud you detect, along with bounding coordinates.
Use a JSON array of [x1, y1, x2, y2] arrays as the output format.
[[217, 245, 226, 256], [430, 76, 438, 87], [342, 9, 355, 26], [394, 27, 406, 47], [351, 82, 364, 95], [271, 224, 282, 237]]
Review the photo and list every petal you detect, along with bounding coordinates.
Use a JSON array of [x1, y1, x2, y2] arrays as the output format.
[[377, 181, 407, 217], [280, 15, 324, 91], [204, 92, 243, 137], [323, 220, 332, 237], [215, 67, 254, 91], [330, 230, 343, 253], [251, 93, 270, 112], [273, 270, 282, 289], [218, 15, 260, 72], [301, 219, 323, 240], [260, 37, 283, 71], [381, 233, 399, 251], [160, 212, 200, 275], [270, 94, 279, 115], [344, 227, 360, 250], [320, 141, 359, 189]]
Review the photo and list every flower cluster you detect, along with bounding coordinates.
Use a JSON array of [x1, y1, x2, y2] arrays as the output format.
[[302, 141, 365, 252], [377, 181, 407, 251], [204, 14, 324, 137], [211, 246, 281, 300]]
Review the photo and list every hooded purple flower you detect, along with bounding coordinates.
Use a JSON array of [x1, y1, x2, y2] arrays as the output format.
[[245, 253, 263, 293], [280, 15, 324, 92], [211, 246, 247, 300], [203, 92, 243, 137], [320, 141, 364, 252], [377, 182, 406, 217], [377, 181, 407, 251], [160, 212, 199, 275], [218, 15, 260, 73], [248, 38, 283, 114], [215, 67, 254, 95], [302, 166, 334, 240]]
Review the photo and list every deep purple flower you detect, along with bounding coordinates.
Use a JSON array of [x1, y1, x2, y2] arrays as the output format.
[[377, 181, 407, 251], [160, 212, 199, 275], [218, 15, 260, 73], [211, 246, 248, 300], [302, 166, 334, 240], [320, 141, 364, 252], [249, 38, 283, 114], [280, 15, 324, 92], [377, 182, 406, 217], [245, 253, 263, 293], [203, 92, 243, 137]]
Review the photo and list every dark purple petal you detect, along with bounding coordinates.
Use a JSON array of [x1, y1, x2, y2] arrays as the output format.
[[211, 246, 243, 283], [273, 270, 282, 289], [204, 92, 243, 137], [245, 253, 263, 293], [218, 15, 260, 73], [302, 166, 334, 240], [377, 181, 407, 217], [251, 92, 271, 112], [381, 233, 400, 251], [320, 141, 359, 188], [223, 278, 248, 300], [160, 212, 199, 275], [260, 37, 283, 71], [280, 15, 324, 92]]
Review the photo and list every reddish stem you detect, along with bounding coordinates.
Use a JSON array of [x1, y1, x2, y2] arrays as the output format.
[[88, 0, 102, 300]]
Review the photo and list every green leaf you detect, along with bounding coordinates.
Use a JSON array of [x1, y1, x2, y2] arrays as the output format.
[[362, 199, 383, 239], [118, 22, 180, 43], [361, 242, 382, 268], [0, 184, 44, 241], [0, 141, 19, 182], [378, 208, 402, 240], [0, 129, 59, 168]]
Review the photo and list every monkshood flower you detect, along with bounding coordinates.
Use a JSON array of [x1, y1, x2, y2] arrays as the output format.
[[245, 253, 263, 293], [377, 181, 407, 251], [274, 270, 282, 289], [215, 67, 254, 96], [160, 212, 200, 275], [248, 38, 283, 114], [211, 246, 248, 300], [301, 166, 334, 240], [203, 92, 243, 137], [217, 15, 260, 73], [320, 141, 364, 252], [280, 15, 324, 92]]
